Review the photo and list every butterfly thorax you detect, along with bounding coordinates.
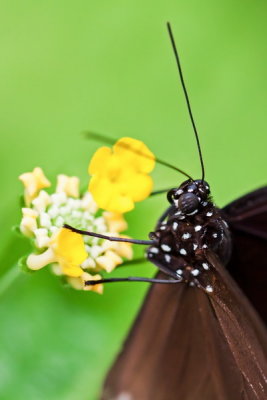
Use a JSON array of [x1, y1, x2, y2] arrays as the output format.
[[147, 179, 232, 290]]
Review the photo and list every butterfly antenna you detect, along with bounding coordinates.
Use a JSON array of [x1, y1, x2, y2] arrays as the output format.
[[167, 22, 205, 181], [84, 131, 193, 180]]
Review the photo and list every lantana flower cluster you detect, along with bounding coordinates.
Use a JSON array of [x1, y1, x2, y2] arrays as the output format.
[[18, 137, 155, 293], [19, 168, 132, 293]]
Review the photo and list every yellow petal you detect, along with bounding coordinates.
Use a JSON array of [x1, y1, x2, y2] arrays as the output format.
[[88, 138, 155, 212], [105, 194, 134, 214], [51, 228, 88, 277], [89, 176, 114, 208], [114, 137, 155, 173], [89, 176, 134, 213], [61, 264, 84, 278], [88, 147, 112, 175], [125, 173, 153, 202]]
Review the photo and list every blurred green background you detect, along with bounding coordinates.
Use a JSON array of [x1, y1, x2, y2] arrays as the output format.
[[0, 1, 266, 399]]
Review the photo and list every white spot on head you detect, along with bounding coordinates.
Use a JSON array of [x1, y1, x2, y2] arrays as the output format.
[[172, 222, 178, 230], [176, 189, 183, 195], [206, 211, 213, 217], [205, 185, 209, 190], [191, 269, 200, 276], [193, 243, 198, 250], [161, 244, 171, 252], [212, 233, 218, 238], [165, 254, 171, 263], [194, 225, 202, 232], [179, 248, 187, 255], [202, 244, 208, 249], [206, 285, 213, 293], [187, 209, 198, 216], [160, 225, 166, 230], [202, 262, 209, 270], [187, 188, 194, 192], [150, 247, 159, 254], [176, 269, 183, 276], [182, 232, 191, 240]]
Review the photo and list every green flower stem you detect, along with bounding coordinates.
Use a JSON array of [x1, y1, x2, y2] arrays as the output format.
[[0, 263, 21, 297]]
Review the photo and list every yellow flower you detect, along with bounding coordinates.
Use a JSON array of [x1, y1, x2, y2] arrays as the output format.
[[19, 167, 51, 206], [88, 137, 155, 213], [27, 228, 88, 278]]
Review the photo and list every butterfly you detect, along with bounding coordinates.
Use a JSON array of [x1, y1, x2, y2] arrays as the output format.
[[65, 23, 267, 400]]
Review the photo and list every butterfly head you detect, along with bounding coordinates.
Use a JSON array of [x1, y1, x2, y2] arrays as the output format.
[[167, 179, 211, 216]]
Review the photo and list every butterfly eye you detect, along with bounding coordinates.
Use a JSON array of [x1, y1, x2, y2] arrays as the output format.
[[167, 188, 179, 204], [178, 193, 199, 214], [195, 180, 210, 196]]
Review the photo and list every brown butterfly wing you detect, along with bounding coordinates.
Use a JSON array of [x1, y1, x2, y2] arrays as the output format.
[[223, 186, 267, 323], [101, 255, 267, 400]]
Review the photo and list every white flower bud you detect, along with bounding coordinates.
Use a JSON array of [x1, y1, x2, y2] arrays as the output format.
[[40, 212, 52, 228], [32, 190, 51, 213], [81, 257, 96, 269], [20, 208, 38, 237], [81, 192, 98, 213], [27, 248, 56, 270], [34, 228, 50, 248], [56, 174, 80, 198], [96, 250, 122, 273]]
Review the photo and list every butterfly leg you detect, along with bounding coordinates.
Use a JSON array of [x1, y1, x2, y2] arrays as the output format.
[[64, 224, 155, 246], [85, 276, 182, 285]]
